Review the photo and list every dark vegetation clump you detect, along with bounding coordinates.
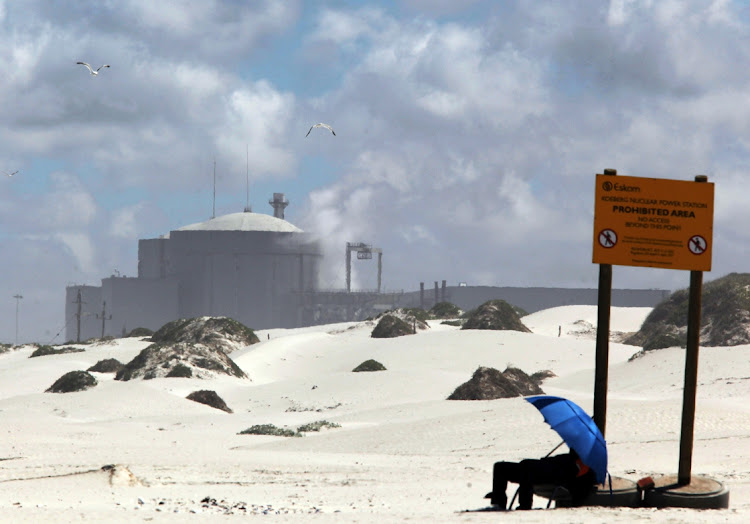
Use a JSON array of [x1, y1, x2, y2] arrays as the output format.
[[238, 424, 299, 437], [46, 370, 97, 393], [186, 390, 233, 413], [84, 336, 115, 345], [127, 327, 154, 338], [371, 315, 414, 338], [297, 420, 341, 432], [441, 319, 463, 327], [115, 341, 247, 381], [624, 272, 750, 351], [352, 359, 387, 372], [429, 301, 462, 319], [87, 358, 124, 373], [64, 339, 92, 345], [166, 363, 193, 378], [530, 370, 556, 384], [373, 308, 430, 329], [151, 317, 259, 351], [461, 300, 531, 332], [401, 307, 430, 323], [30, 345, 85, 358], [447, 366, 543, 400], [238, 420, 341, 437]]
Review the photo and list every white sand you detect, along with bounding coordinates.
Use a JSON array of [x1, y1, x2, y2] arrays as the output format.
[[1, 306, 748, 522]]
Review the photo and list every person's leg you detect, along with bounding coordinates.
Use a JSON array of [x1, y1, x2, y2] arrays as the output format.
[[516, 455, 578, 509], [488, 461, 521, 507], [517, 459, 542, 509]]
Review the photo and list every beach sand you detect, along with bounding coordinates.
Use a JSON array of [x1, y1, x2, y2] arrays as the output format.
[[1, 306, 748, 522]]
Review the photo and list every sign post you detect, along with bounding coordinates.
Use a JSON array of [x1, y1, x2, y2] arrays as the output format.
[[678, 175, 709, 485], [593, 169, 616, 437], [592, 172, 714, 487], [593, 174, 714, 271]]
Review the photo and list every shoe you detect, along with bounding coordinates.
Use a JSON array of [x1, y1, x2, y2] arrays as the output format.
[[483, 492, 507, 508]]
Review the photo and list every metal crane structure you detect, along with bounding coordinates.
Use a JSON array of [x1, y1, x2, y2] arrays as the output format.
[[346, 242, 383, 293]]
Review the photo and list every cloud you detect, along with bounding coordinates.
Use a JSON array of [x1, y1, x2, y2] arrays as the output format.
[[55, 232, 96, 275], [3, 1, 750, 341], [215, 81, 297, 180], [109, 203, 146, 239]]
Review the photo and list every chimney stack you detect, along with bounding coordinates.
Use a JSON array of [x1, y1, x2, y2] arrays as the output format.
[[269, 193, 289, 219]]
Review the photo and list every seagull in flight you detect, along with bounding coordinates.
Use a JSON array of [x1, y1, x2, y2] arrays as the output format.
[[77, 62, 110, 76], [2, 170, 18, 177], [306, 123, 336, 137]]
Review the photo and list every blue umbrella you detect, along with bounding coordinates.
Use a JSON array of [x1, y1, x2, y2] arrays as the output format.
[[525, 395, 608, 485]]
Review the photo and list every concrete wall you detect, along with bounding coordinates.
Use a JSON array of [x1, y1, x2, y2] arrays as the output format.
[[101, 276, 179, 336], [403, 285, 670, 313], [137, 229, 322, 330], [138, 238, 169, 279]]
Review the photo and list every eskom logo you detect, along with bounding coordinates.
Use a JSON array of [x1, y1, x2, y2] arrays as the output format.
[[602, 181, 640, 193]]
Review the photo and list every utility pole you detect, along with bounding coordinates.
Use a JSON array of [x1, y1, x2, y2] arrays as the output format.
[[13, 294, 22, 345], [96, 301, 112, 339], [73, 290, 85, 343]]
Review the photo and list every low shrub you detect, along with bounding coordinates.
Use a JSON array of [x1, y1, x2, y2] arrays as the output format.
[[186, 390, 232, 413], [352, 359, 387, 372], [297, 420, 341, 432], [166, 363, 193, 378], [87, 358, 124, 373], [127, 327, 154, 338], [30, 346, 85, 358], [238, 424, 299, 437], [46, 370, 97, 393]]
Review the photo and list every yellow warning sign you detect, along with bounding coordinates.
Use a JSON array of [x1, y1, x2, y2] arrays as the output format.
[[593, 174, 714, 271]]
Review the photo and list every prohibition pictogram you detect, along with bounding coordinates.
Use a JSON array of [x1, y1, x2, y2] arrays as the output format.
[[598, 229, 617, 248], [688, 235, 707, 255]]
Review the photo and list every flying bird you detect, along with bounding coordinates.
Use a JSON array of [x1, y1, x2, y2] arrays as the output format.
[[77, 62, 110, 75], [306, 123, 336, 137], [2, 170, 18, 177]]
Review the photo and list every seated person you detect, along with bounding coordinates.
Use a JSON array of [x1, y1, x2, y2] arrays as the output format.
[[485, 449, 596, 510]]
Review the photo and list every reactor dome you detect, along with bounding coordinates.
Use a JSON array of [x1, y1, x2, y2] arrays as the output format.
[[176, 211, 303, 233]]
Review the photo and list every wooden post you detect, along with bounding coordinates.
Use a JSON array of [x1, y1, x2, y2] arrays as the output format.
[[593, 168, 616, 437], [678, 175, 708, 485]]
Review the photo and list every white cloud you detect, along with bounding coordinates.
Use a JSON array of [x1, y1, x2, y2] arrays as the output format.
[[110, 203, 146, 239], [29, 172, 97, 232], [399, 224, 437, 245], [5, 1, 750, 340], [55, 232, 96, 275], [215, 81, 297, 179], [310, 8, 384, 46]]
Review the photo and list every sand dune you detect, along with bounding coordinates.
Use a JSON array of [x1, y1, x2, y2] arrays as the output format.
[[1, 306, 748, 522]]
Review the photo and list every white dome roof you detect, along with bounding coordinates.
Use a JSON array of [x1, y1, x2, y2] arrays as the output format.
[[176, 212, 303, 233]]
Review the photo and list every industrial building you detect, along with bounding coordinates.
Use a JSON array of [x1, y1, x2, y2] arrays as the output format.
[[65, 193, 671, 342], [66, 194, 323, 341]]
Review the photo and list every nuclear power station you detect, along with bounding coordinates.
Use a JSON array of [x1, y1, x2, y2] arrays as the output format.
[[64, 193, 670, 342], [67, 195, 324, 340]]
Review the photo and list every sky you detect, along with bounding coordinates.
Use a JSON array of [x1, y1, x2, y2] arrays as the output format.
[[2, 0, 750, 343]]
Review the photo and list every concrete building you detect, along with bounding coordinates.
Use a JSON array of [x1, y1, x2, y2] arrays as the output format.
[[64, 199, 670, 342], [66, 206, 322, 341], [406, 284, 670, 313]]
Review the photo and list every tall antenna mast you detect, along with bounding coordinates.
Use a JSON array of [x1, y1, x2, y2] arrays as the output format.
[[244, 144, 251, 212], [212, 157, 216, 219]]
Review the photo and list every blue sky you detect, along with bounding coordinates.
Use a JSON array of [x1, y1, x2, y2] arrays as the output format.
[[2, 0, 750, 342]]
